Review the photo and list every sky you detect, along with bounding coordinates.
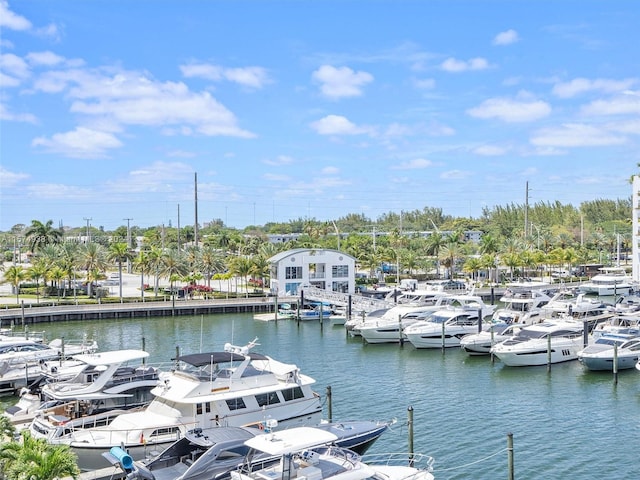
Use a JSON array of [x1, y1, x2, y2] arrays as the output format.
[[1, 0, 639, 232]]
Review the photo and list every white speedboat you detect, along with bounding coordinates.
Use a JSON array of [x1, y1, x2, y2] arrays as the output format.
[[491, 320, 585, 366], [228, 427, 434, 480], [579, 267, 634, 296], [126, 420, 392, 480], [34, 338, 323, 471], [357, 304, 440, 344], [8, 349, 159, 429], [403, 307, 483, 349], [578, 334, 640, 371], [460, 322, 527, 356]]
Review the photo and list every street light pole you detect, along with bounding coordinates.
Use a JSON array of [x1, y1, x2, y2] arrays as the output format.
[[83, 217, 92, 243]]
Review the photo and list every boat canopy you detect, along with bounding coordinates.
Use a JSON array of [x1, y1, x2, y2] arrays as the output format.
[[176, 351, 268, 367]]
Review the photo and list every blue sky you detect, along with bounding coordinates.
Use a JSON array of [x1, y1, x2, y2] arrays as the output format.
[[1, 0, 639, 232]]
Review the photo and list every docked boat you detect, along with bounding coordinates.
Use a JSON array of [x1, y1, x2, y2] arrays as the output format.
[[403, 307, 483, 349], [579, 267, 634, 296], [460, 322, 527, 356], [34, 338, 323, 471], [541, 289, 611, 326], [492, 289, 551, 324], [357, 304, 441, 344], [126, 419, 393, 480], [228, 427, 434, 480], [578, 334, 640, 371], [491, 319, 586, 366], [7, 349, 160, 429], [0, 337, 98, 396]]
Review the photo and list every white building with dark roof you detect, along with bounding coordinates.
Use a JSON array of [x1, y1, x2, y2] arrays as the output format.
[[268, 248, 356, 296]]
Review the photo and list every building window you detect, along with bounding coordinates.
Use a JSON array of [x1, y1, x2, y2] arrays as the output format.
[[332, 265, 349, 277], [332, 281, 349, 293], [285, 266, 302, 279]]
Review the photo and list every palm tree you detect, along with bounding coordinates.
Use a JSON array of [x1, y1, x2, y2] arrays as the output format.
[[159, 250, 189, 299], [107, 242, 133, 302], [426, 231, 445, 277], [228, 256, 253, 298], [133, 250, 151, 301], [250, 254, 270, 292], [200, 246, 226, 289], [0, 430, 80, 480], [24, 219, 62, 254], [1, 265, 26, 304], [78, 243, 107, 297], [28, 259, 49, 303], [147, 246, 164, 297]]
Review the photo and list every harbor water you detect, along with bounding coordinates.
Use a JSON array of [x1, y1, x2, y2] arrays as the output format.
[[2, 310, 638, 479]]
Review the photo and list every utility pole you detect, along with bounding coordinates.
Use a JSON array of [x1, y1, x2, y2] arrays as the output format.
[[524, 181, 529, 238], [177, 204, 181, 252], [124, 218, 133, 273], [194, 172, 199, 248], [83, 217, 92, 243]]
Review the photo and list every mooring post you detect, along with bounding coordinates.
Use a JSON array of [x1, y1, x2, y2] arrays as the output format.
[[547, 334, 552, 373], [490, 326, 496, 363], [613, 342, 619, 385], [477, 307, 483, 333], [583, 319, 589, 347], [59, 337, 64, 367], [507, 432, 514, 480], [441, 320, 446, 352], [490, 286, 495, 305], [326, 386, 332, 423], [407, 406, 414, 467], [274, 294, 278, 322], [348, 295, 352, 319], [399, 314, 404, 346], [142, 337, 146, 365]]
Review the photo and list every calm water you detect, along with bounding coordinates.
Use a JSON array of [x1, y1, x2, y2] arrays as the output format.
[[2, 311, 639, 479]]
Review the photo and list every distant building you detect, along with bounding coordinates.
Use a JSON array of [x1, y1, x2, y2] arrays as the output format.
[[268, 248, 356, 296]]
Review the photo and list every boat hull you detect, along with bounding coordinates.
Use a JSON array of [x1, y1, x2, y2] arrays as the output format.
[[492, 339, 583, 366]]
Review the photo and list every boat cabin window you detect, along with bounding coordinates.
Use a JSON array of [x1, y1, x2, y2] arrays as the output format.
[[255, 392, 281, 407], [196, 402, 212, 414], [151, 426, 180, 438], [282, 386, 304, 401], [226, 398, 247, 411]]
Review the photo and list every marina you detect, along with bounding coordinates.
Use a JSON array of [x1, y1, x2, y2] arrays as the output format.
[[1, 305, 638, 479]]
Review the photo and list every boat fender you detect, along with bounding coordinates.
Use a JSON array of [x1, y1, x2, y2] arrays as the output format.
[[110, 446, 134, 471]]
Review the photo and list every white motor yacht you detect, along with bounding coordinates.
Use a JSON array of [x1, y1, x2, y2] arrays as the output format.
[[32, 338, 323, 471], [8, 349, 159, 429], [460, 322, 527, 356], [228, 427, 434, 480], [578, 334, 640, 371], [403, 307, 483, 349], [491, 319, 586, 366], [579, 267, 634, 296], [357, 305, 439, 344]]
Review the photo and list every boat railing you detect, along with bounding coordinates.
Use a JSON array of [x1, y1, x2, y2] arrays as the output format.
[[360, 452, 435, 472], [64, 419, 198, 445]]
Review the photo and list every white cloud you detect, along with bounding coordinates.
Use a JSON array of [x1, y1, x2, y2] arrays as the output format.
[[25, 183, 93, 199], [467, 97, 551, 122], [310, 115, 367, 135], [440, 57, 489, 72], [441, 170, 471, 179], [263, 155, 294, 166], [0, 166, 29, 186], [0, 0, 32, 30], [473, 145, 507, 156], [0, 102, 37, 123], [312, 65, 373, 99], [180, 62, 270, 88], [321, 166, 339, 175], [493, 29, 519, 46], [391, 158, 434, 170], [26, 51, 65, 66], [32, 127, 123, 159], [1, 53, 30, 85], [263, 173, 291, 182], [413, 78, 436, 89], [552, 77, 637, 98], [530, 123, 627, 147], [581, 95, 640, 116], [166, 150, 196, 158], [31, 69, 255, 138]]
